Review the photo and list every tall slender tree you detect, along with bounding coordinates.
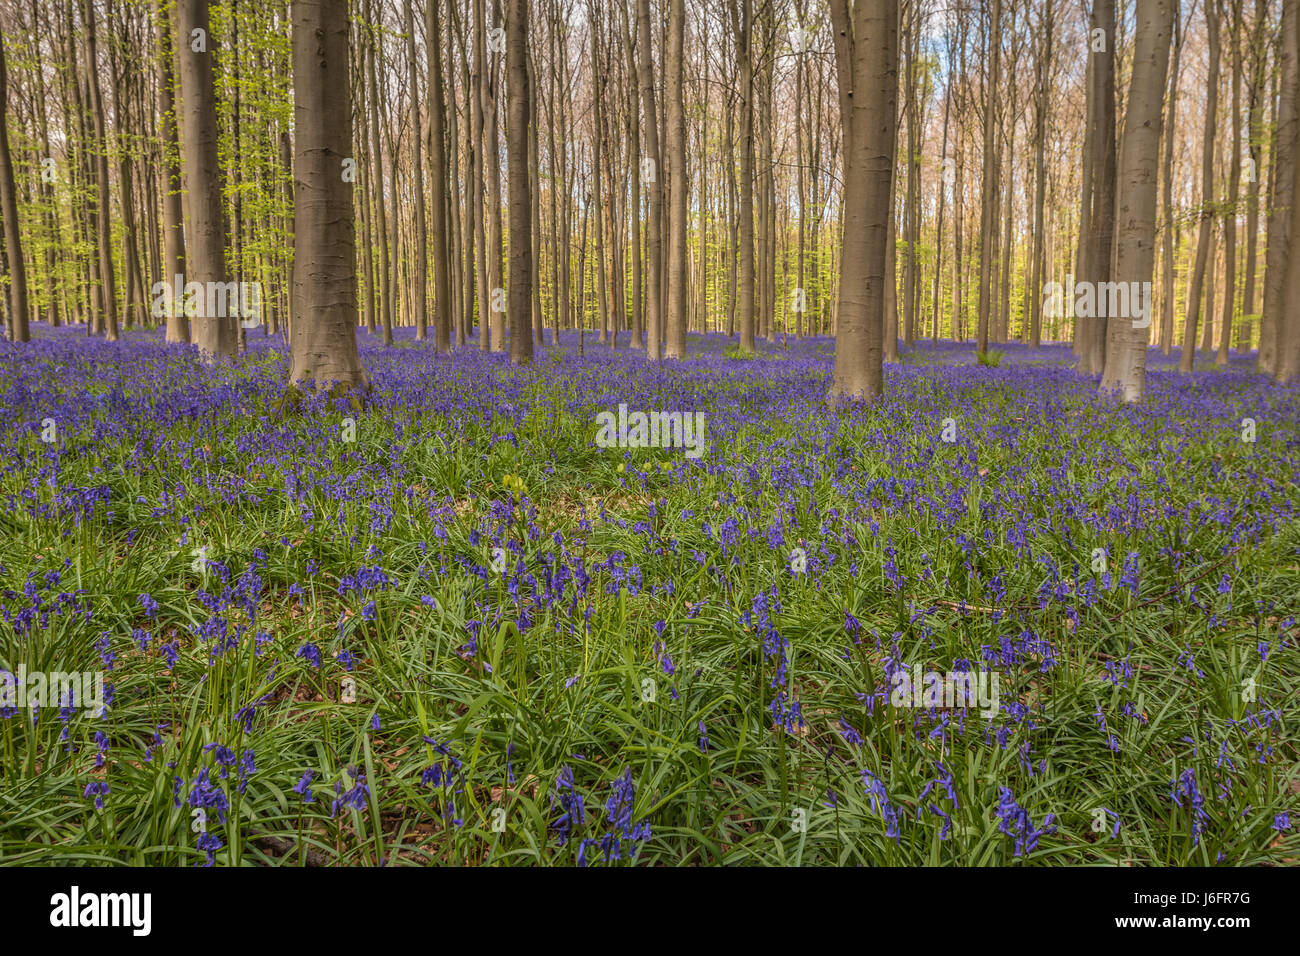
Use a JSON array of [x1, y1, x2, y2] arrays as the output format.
[[1099, 0, 1175, 401], [427, 0, 452, 351], [178, 0, 235, 361], [828, 0, 897, 402], [1278, 0, 1300, 383], [1261, 0, 1295, 375], [1077, 0, 1116, 375], [0, 30, 29, 343], [506, 0, 532, 364], [976, 0, 1001, 356], [83, 0, 119, 341], [1180, 0, 1221, 372], [290, 0, 367, 388], [404, 0, 428, 342], [636, 0, 663, 359], [155, 0, 189, 344], [664, 0, 687, 358], [728, 0, 756, 352]]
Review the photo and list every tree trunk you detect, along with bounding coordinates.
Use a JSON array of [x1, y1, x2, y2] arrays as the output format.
[[403, 0, 428, 342], [1218, 0, 1243, 367], [1261, 0, 1295, 375], [728, 0, 755, 353], [1099, 0, 1174, 401], [828, 0, 897, 403], [1028, 0, 1052, 349], [83, 0, 119, 341], [156, 0, 189, 343], [1078, 0, 1116, 375], [363, 6, 390, 344], [0, 33, 29, 343], [1180, 0, 1220, 372], [636, 0, 663, 358], [506, 0, 533, 364], [1159, 4, 1183, 356], [976, 0, 1000, 355], [485, 0, 506, 351], [1279, 0, 1300, 382], [902, 2, 918, 346], [178, 0, 234, 361], [1240, 0, 1267, 348], [665, 0, 687, 359], [290, 0, 367, 389]]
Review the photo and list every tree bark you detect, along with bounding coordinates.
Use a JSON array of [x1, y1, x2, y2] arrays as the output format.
[[506, 0, 533, 364], [290, 0, 367, 389], [1279, 0, 1300, 382], [1099, 0, 1174, 401], [635, 0, 663, 358], [83, 0, 119, 341], [404, 0, 428, 342], [1028, 0, 1053, 349], [364, 5, 393, 345], [1159, 3, 1183, 356], [728, 0, 755, 353], [178, 0, 234, 361], [1180, 0, 1220, 371], [1218, 0, 1243, 367], [0, 32, 29, 343], [828, 0, 896, 403], [1261, 0, 1295, 375], [664, 0, 687, 359], [976, 0, 1001, 355], [1078, 0, 1116, 375], [155, 0, 189, 343]]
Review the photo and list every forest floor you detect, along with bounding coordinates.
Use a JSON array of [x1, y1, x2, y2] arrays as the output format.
[[1, 324, 1297, 865]]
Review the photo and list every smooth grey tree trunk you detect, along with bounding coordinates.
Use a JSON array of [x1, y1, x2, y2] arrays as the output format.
[[1180, 0, 1220, 372], [178, 0, 234, 361], [83, 0, 118, 342], [1099, 0, 1175, 401], [664, 0, 687, 359], [404, 0, 428, 342], [506, 0, 533, 365], [828, 0, 896, 403], [427, 0, 452, 352], [289, 0, 367, 389], [1079, 0, 1116, 375], [0, 33, 29, 343], [1261, 0, 1296, 376], [155, 0, 189, 344], [637, 0, 664, 359]]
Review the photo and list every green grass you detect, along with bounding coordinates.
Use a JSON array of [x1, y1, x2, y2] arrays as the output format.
[[1, 335, 1297, 867]]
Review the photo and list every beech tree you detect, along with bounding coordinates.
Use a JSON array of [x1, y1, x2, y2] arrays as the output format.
[[0, 0, 1289, 382], [506, 0, 532, 365], [0, 29, 28, 343], [155, 0, 189, 344], [178, 0, 235, 362], [1075, 0, 1116, 375], [1278, 0, 1300, 383], [1099, 0, 1175, 401], [1180, 0, 1221, 372], [828, 0, 898, 403], [665, 0, 687, 359], [1261, 0, 1296, 376], [288, 0, 366, 389]]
